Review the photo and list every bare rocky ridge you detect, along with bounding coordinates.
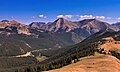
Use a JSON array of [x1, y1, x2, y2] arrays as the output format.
[[71, 19, 118, 37], [46, 18, 78, 32], [0, 20, 30, 35], [0, 19, 119, 38], [29, 18, 119, 38], [29, 22, 47, 31]]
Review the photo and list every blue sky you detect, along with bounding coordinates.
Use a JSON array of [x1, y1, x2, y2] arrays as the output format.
[[0, 0, 120, 24]]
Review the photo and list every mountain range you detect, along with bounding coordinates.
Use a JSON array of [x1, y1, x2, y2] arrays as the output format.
[[1, 18, 120, 72], [29, 18, 120, 38], [0, 18, 120, 56], [0, 18, 120, 37]]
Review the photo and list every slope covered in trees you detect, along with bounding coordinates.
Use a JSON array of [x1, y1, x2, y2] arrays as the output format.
[[24, 31, 120, 72], [2, 31, 120, 72]]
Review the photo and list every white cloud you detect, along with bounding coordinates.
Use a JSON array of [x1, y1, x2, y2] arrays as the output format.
[[78, 15, 113, 20], [57, 15, 73, 19], [57, 15, 64, 18], [64, 15, 73, 19], [38, 15, 47, 18], [117, 18, 120, 20], [96, 16, 105, 19], [79, 15, 95, 20], [39, 15, 44, 18], [56, 14, 115, 21]]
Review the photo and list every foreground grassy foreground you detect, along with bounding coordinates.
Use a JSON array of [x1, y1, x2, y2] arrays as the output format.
[[48, 54, 120, 72]]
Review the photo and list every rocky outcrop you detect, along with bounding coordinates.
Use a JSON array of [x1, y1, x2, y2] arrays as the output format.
[[46, 18, 78, 32]]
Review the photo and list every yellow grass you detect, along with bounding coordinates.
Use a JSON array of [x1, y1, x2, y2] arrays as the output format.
[[48, 54, 120, 72]]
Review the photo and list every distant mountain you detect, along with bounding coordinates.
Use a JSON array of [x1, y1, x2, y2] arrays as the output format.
[[0, 20, 30, 35], [29, 18, 79, 33], [1, 18, 118, 37], [0, 19, 119, 45], [29, 19, 119, 39], [71, 19, 118, 37], [29, 22, 47, 31], [46, 18, 78, 32], [29, 22, 46, 28], [112, 22, 120, 29]]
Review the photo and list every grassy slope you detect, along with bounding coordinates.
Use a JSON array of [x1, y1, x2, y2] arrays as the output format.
[[48, 31, 120, 72], [48, 54, 120, 72]]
